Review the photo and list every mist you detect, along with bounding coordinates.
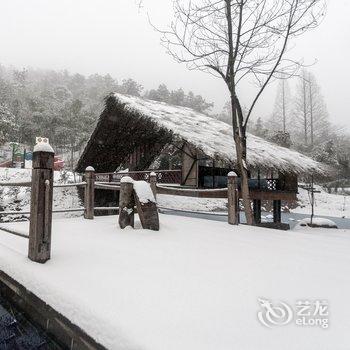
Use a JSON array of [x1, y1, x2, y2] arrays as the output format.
[[0, 0, 349, 128]]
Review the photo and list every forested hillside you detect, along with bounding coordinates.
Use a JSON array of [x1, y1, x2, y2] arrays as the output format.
[[0, 64, 349, 182], [0, 64, 213, 167]]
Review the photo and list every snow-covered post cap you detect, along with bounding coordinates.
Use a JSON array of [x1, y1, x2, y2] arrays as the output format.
[[32, 141, 55, 170], [149, 172, 157, 199], [33, 142, 54, 153], [228, 171, 238, 177], [85, 166, 95, 172], [120, 176, 134, 184]]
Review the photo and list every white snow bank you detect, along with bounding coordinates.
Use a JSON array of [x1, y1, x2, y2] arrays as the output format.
[[298, 217, 338, 228], [292, 185, 349, 218], [157, 194, 227, 212], [0, 216, 349, 349]]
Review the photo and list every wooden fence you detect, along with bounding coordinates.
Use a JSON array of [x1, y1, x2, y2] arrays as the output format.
[[95, 169, 182, 184], [0, 155, 289, 263], [0, 149, 120, 264]]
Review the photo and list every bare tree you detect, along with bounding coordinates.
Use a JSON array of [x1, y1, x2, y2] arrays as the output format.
[[293, 70, 309, 145], [307, 72, 329, 148], [155, 0, 325, 224], [292, 70, 329, 149], [271, 79, 291, 133]]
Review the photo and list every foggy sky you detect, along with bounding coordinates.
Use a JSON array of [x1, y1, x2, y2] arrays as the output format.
[[0, 0, 349, 130]]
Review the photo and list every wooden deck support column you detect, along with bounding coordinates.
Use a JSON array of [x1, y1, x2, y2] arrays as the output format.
[[253, 199, 262, 224], [273, 200, 282, 223], [118, 176, 135, 229], [84, 166, 95, 220], [28, 144, 54, 263], [149, 172, 157, 200], [228, 172, 239, 225]]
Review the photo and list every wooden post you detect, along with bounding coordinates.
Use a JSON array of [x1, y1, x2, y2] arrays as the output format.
[[28, 143, 54, 263], [149, 172, 157, 200], [273, 200, 282, 223], [228, 171, 239, 225], [84, 166, 95, 220], [253, 199, 262, 224], [119, 176, 135, 229]]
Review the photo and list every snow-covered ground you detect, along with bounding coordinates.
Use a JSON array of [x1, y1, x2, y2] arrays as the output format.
[[159, 185, 350, 219], [0, 215, 349, 350], [0, 168, 82, 222], [158, 194, 227, 212], [292, 184, 349, 218], [1, 167, 348, 220]]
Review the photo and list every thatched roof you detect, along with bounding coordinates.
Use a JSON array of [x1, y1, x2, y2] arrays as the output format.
[[77, 93, 328, 176]]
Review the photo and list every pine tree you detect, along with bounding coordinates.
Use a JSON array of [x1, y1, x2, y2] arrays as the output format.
[[0, 105, 17, 145], [147, 84, 170, 102], [119, 79, 143, 96], [169, 88, 185, 106]]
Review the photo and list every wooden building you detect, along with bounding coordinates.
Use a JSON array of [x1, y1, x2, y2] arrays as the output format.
[[76, 93, 327, 225]]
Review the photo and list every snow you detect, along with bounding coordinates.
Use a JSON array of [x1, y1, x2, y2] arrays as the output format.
[[292, 185, 350, 218], [298, 217, 338, 228], [120, 176, 155, 204], [133, 181, 155, 204], [113, 93, 327, 176], [118, 168, 129, 173], [228, 171, 238, 177], [0, 216, 349, 349], [158, 194, 227, 212], [33, 143, 54, 153], [85, 166, 95, 172], [120, 176, 134, 184], [157, 184, 350, 219], [0, 168, 82, 222]]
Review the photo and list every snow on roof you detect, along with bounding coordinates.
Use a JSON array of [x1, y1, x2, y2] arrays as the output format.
[[113, 93, 326, 176]]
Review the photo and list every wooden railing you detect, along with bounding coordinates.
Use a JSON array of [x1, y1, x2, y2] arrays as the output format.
[[0, 153, 120, 264], [95, 169, 182, 184], [93, 170, 297, 193], [1, 159, 296, 263]]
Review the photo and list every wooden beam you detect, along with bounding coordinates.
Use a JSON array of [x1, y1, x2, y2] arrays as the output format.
[[253, 199, 262, 224], [273, 200, 282, 223], [118, 179, 135, 229], [227, 172, 239, 225], [28, 147, 54, 263], [156, 185, 297, 201], [84, 166, 95, 220]]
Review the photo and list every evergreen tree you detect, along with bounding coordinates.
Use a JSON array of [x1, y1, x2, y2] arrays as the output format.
[[169, 88, 185, 106], [119, 78, 143, 96], [147, 84, 170, 102], [0, 105, 17, 145]]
